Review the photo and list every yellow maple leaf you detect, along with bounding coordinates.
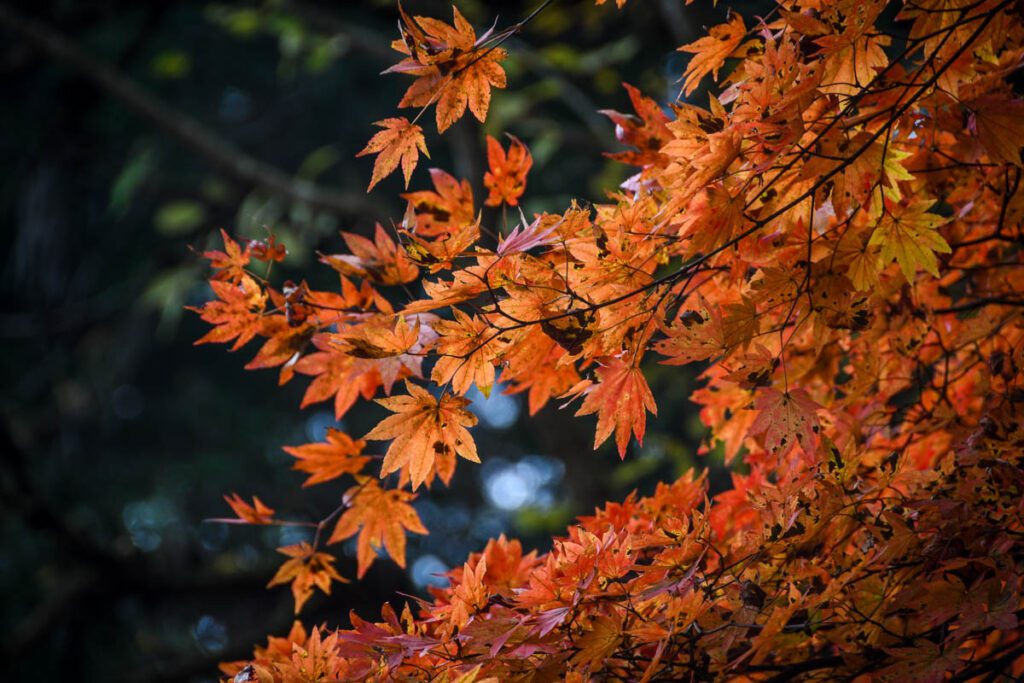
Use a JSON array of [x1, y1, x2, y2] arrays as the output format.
[[868, 200, 951, 281]]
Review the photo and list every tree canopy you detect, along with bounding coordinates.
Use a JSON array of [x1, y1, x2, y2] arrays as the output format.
[[191, 1, 1024, 680]]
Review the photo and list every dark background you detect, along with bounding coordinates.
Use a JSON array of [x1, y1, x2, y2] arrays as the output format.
[[0, 1, 732, 679]]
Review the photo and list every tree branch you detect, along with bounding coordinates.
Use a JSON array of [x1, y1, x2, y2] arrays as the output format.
[[0, 3, 378, 218], [934, 297, 1024, 315]]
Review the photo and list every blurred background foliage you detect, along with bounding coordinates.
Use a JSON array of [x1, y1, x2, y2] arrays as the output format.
[[0, 0, 736, 679]]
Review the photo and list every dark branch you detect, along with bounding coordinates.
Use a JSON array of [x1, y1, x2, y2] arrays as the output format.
[[0, 3, 378, 218]]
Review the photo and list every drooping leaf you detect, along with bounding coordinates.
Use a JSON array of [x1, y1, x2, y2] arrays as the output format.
[[321, 224, 420, 285], [599, 82, 672, 166], [222, 493, 275, 524], [483, 135, 532, 207], [364, 382, 479, 489], [574, 356, 657, 458], [358, 117, 429, 190], [328, 478, 427, 578], [267, 542, 346, 614]]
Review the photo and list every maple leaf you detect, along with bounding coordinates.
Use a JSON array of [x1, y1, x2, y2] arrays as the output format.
[[431, 308, 508, 396], [267, 542, 346, 614], [968, 93, 1024, 166], [678, 183, 745, 255], [321, 224, 419, 286], [389, 6, 507, 133], [328, 478, 427, 578], [838, 135, 915, 208], [446, 557, 489, 629], [357, 117, 429, 191], [679, 13, 750, 96], [448, 666, 499, 683], [399, 214, 481, 272], [816, 1, 890, 98], [836, 232, 883, 291], [192, 273, 266, 350], [570, 613, 624, 669], [483, 135, 532, 207], [869, 199, 951, 281], [502, 328, 580, 415], [241, 314, 314, 382], [287, 628, 345, 682], [575, 356, 658, 458], [402, 168, 475, 236], [283, 428, 369, 487], [748, 388, 821, 457], [336, 314, 421, 360], [539, 306, 596, 357], [654, 298, 729, 365], [438, 57, 507, 134], [599, 82, 672, 166], [293, 334, 387, 420], [497, 211, 561, 256], [365, 382, 479, 490], [202, 229, 251, 282], [478, 534, 539, 595], [722, 344, 778, 389], [222, 493, 275, 524]]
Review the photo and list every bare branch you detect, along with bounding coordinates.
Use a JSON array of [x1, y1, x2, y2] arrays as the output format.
[[0, 3, 379, 218]]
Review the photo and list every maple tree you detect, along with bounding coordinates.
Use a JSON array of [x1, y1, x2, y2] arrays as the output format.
[[189, 0, 1024, 680]]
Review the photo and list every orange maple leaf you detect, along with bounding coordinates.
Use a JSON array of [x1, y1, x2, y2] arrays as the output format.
[[192, 273, 266, 350], [398, 208, 481, 272], [282, 428, 369, 487], [571, 613, 625, 669], [358, 117, 429, 191], [294, 334, 384, 420], [599, 82, 672, 167], [402, 168, 475, 237], [243, 315, 313, 377], [446, 557, 489, 629], [484, 135, 533, 207], [335, 315, 421, 360], [321, 224, 420, 286], [388, 6, 507, 133], [502, 328, 580, 415], [328, 478, 427, 578], [575, 357, 658, 458], [201, 229, 251, 282], [431, 308, 507, 395], [364, 382, 479, 489], [748, 388, 822, 457], [267, 542, 346, 614], [654, 298, 730, 366], [678, 183, 746, 255], [679, 12, 750, 96], [222, 492, 275, 524], [968, 92, 1024, 166]]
